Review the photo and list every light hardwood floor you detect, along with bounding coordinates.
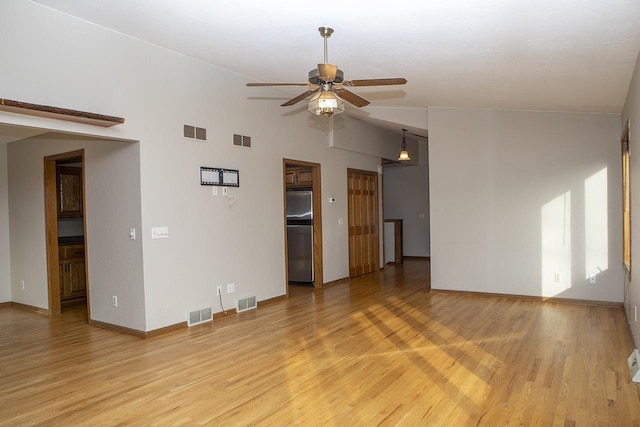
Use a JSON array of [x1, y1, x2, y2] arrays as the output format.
[[1, 259, 639, 426]]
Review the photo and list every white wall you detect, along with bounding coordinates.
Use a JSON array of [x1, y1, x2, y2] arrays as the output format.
[[331, 115, 420, 162], [349, 107, 428, 133], [429, 108, 622, 302], [0, 144, 10, 302], [0, 0, 392, 331], [383, 145, 430, 257], [622, 50, 640, 345], [7, 134, 146, 330]]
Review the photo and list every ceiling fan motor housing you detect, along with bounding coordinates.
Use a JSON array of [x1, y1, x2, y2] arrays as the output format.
[[308, 68, 344, 84]]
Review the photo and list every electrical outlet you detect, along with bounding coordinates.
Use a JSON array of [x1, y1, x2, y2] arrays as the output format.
[[212, 187, 218, 196], [227, 283, 235, 294], [554, 273, 561, 282], [216, 285, 222, 296], [635, 305, 638, 322], [112, 296, 118, 307], [20, 280, 24, 289]]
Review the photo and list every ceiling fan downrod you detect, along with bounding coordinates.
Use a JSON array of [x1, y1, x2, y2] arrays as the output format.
[[319, 27, 334, 64]]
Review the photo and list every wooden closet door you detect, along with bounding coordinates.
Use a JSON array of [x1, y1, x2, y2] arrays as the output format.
[[347, 169, 379, 277]]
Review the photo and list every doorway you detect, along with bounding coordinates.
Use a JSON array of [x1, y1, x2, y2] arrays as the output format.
[[283, 159, 323, 291], [347, 168, 379, 278], [44, 150, 89, 316]]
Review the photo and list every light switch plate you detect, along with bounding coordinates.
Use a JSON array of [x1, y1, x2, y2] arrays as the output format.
[[152, 226, 169, 239]]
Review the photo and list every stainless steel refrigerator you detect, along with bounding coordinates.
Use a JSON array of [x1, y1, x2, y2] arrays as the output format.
[[286, 190, 314, 284]]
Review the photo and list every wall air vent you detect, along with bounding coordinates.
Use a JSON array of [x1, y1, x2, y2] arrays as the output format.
[[233, 134, 252, 148], [195, 127, 206, 141], [236, 296, 257, 313], [187, 306, 213, 326], [184, 124, 207, 141]]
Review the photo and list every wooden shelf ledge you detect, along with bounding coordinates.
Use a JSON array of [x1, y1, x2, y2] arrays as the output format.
[[0, 98, 125, 127]]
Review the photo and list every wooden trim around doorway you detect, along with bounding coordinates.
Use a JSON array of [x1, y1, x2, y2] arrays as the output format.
[[44, 149, 88, 316], [283, 159, 323, 292]]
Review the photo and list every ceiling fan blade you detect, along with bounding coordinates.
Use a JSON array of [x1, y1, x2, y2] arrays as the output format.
[[281, 90, 318, 107], [318, 63, 338, 81], [343, 78, 407, 87], [333, 88, 370, 107], [247, 82, 310, 87]]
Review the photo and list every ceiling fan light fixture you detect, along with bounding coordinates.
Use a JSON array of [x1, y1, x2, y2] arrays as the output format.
[[397, 128, 411, 161], [308, 89, 345, 118]]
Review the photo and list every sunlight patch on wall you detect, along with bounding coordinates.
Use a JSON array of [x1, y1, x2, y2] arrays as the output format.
[[585, 168, 608, 279], [541, 191, 572, 296]]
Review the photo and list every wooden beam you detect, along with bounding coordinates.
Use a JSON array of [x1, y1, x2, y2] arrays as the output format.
[[0, 98, 124, 127]]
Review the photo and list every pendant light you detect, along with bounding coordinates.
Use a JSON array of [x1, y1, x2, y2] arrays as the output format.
[[397, 128, 411, 161]]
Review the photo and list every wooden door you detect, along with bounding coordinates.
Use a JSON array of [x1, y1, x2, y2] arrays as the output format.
[[348, 169, 379, 277]]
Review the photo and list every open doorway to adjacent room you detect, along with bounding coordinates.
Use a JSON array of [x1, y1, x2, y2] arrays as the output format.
[[381, 135, 431, 289], [283, 159, 323, 293], [44, 150, 89, 316]]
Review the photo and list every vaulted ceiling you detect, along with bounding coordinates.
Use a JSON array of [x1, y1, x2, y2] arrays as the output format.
[[31, 0, 640, 117]]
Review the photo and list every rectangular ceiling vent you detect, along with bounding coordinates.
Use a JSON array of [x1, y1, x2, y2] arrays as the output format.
[[233, 134, 252, 148], [236, 296, 257, 313], [187, 306, 213, 326], [184, 124, 207, 141]]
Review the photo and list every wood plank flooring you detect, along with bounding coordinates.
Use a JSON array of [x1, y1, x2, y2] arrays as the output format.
[[1, 259, 639, 426]]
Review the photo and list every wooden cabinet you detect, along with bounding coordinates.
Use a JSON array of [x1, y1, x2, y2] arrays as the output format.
[[59, 244, 86, 300], [285, 167, 313, 188], [57, 166, 83, 217]]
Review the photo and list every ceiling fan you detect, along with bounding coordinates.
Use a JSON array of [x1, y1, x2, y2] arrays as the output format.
[[246, 27, 407, 118]]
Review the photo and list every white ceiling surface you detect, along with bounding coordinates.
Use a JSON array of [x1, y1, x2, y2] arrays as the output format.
[[30, 0, 640, 116]]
